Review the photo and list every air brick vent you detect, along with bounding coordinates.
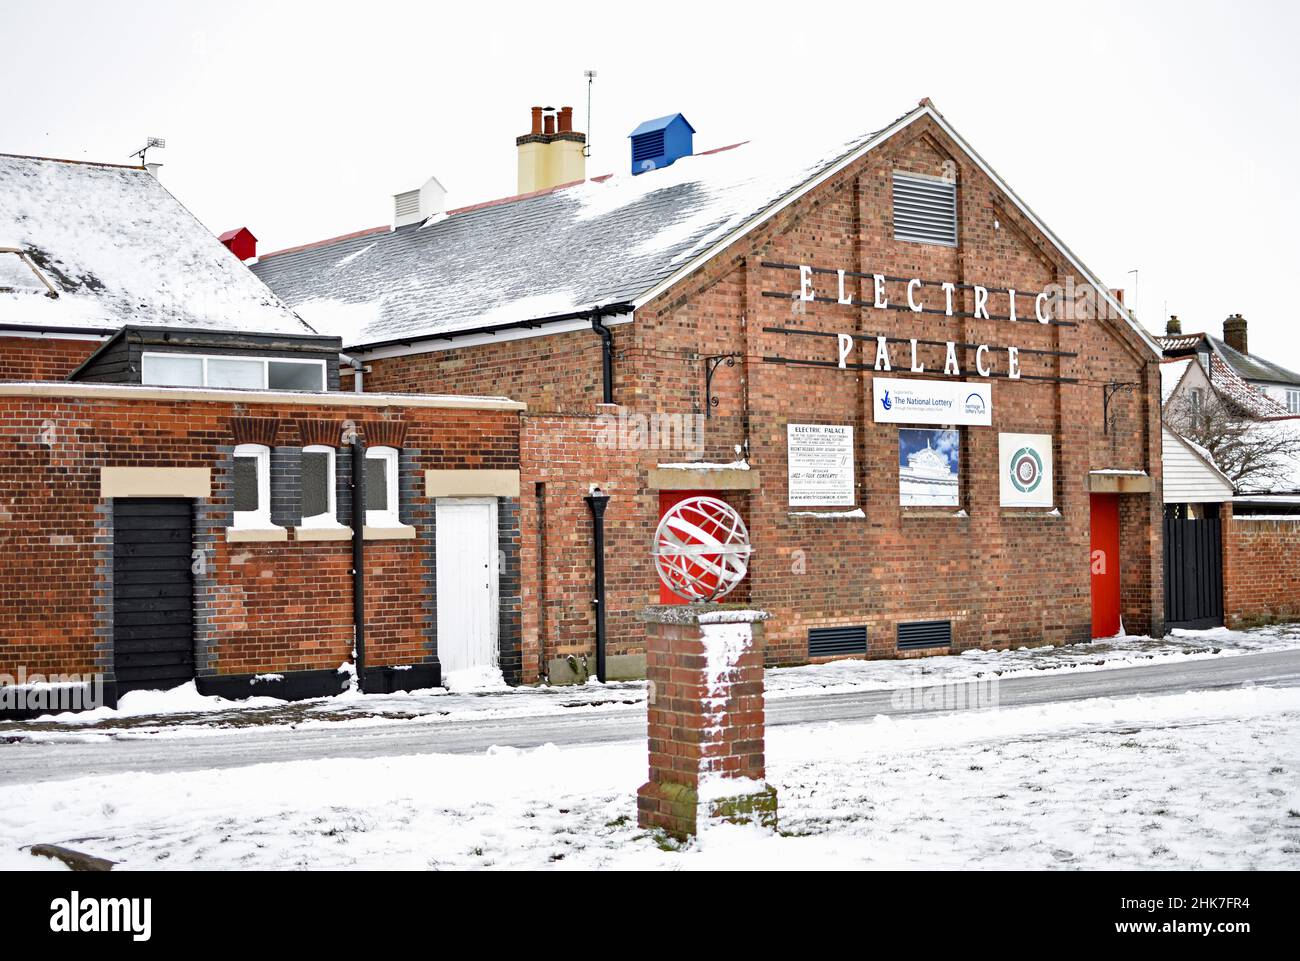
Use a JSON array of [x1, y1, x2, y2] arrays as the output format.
[[896, 619, 952, 650], [808, 625, 867, 657]]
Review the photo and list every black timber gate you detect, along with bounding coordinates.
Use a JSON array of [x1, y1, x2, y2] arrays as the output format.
[[1163, 515, 1224, 630], [113, 498, 196, 694]]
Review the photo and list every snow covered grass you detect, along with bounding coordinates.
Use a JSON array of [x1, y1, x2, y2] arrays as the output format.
[[3, 686, 1297, 870], [4, 624, 1297, 741]]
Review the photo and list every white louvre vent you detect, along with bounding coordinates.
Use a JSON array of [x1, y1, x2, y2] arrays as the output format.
[[393, 189, 421, 226], [392, 176, 447, 229], [892, 172, 957, 246]]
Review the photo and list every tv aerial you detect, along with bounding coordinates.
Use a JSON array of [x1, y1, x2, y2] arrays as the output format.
[[130, 137, 166, 165]]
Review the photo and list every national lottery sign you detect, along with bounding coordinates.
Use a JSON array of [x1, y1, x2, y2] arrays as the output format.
[[872, 377, 993, 426], [998, 432, 1054, 507]]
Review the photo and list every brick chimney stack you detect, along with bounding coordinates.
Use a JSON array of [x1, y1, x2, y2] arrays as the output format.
[[516, 104, 586, 194], [1223, 314, 1248, 355], [1166, 314, 1182, 335]]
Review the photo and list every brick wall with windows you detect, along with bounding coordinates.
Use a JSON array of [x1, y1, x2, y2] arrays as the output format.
[[360, 113, 1164, 675], [0, 389, 522, 698]]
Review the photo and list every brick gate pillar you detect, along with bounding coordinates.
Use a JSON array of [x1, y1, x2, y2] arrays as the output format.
[[636, 605, 776, 838]]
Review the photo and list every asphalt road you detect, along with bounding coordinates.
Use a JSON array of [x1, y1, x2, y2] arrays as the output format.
[[2, 649, 1298, 787]]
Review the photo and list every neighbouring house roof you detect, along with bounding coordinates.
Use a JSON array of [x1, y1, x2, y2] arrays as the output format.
[[0, 153, 314, 337], [1157, 331, 1300, 388], [252, 101, 1162, 358], [1207, 353, 1291, 419], [1210, 335, 1300, 387]]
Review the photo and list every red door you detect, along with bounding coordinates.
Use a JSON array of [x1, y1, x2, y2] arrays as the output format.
[[1089, 493, 1121, 638]]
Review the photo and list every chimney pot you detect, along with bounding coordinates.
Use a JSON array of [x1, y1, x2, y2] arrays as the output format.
[[1165, 314, 1182, 336], [530, 106, 544, 136], [1223, 313, 1248, 355], [558, 106, 573, 133], [543, 113, 555, 135]]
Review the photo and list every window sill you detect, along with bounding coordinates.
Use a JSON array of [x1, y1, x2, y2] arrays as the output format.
[[1000, 508, 1062, 518], [295, 525, 354, 541], [227, 527, 289, 542], [363, 524, 417, 541], [900, 508, 968, 520]]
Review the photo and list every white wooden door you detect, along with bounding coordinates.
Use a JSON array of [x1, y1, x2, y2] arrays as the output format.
[[435, 498, 499, 675]]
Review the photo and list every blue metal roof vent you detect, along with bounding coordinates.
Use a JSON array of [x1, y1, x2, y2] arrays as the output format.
[[628, 113, 695, 175]]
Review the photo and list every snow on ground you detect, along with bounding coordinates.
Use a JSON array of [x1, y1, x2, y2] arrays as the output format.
[[2, 686, 1297, 870], [4, 624, 1297, 743], [764, 623, 1300, 698]]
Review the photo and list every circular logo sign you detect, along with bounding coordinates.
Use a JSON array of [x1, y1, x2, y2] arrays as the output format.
[[1009, 446, 1043, 493]]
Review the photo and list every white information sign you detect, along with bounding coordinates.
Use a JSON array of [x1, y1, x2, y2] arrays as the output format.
[[872, 377, 993, 426], [787, 424, 855, 506]]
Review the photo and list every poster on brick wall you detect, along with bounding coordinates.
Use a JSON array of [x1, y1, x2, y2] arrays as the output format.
[[787, 424, 855, 506], [999, 433, 1054, 507]]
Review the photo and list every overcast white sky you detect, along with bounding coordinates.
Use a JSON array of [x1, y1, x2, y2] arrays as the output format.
[[3, 0, 1297, 362]]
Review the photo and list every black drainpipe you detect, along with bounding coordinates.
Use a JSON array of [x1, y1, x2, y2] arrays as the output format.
[[584, 489, 610, 682], [591, 314, 614, 404], [350, 434, 367, 692]]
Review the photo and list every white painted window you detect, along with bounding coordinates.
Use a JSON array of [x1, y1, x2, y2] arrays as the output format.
[[232, 444, 272, 529], [365, 446, 400, 527], [141, 352, 326, 392], [300, 445, 340, 528], [1190, 387, 1204, 414], [1287, 389, 1300, 415]]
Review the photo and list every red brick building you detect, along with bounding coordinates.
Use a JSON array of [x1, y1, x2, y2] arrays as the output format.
[[254, 100, 1167, 683], [0, 153, 525, 714]]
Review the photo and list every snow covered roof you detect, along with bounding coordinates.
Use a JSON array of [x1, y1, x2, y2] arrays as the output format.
[[1207, 353, 1290, 419], [1210, 335, 1300, 387], [252, 128, 887, 348], [253, 101, 1163, 358], [0, 154, 314, 337]]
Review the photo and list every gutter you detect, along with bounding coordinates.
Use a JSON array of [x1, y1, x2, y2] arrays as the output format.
[[346, 303, 634, 356]]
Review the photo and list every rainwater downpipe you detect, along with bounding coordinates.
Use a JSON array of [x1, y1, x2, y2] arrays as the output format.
[[341, 353, 365, 392], [591, 314, 614, 405], [350, 433, 367, 692]]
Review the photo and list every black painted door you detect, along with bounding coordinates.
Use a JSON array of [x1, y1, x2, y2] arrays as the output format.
[[113, 498, 195, 694], [1163, 516, 1224, 630]]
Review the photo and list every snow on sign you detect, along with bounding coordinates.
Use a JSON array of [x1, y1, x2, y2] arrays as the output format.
[[787, 424, 855, 506], [999, 432, 1054, 507], [873, 377, 992, 426]]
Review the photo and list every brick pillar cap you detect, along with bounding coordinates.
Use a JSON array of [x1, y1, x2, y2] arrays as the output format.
[[639, 603, 770, 625]]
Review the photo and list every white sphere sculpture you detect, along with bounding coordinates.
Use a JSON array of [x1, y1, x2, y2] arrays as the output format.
[[652, 496, 752, 602]]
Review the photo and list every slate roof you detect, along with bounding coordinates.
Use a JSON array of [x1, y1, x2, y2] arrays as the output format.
[[1207, 353, 1291, 418], [0, 153, 314, 337], [253, 100, 1163, 359], [1157, 332, 1300, 388], [251, 117, 908, 349], [1211, 335, 1300, 387]]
